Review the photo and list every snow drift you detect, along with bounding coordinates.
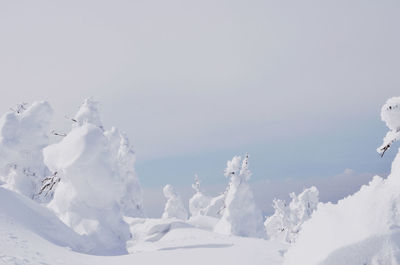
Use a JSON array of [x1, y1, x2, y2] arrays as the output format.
[[284, 96, 400, 265]]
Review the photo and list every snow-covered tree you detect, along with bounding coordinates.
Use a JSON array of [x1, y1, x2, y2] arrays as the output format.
[[0, 101, 53, 202], [377, 97, 400, 156], [264, 186, 319, 243], [162, 184, 188, 220], [189, 174, 211, 217], [43, 98, 143, 254], [214, 154, 265, 238]]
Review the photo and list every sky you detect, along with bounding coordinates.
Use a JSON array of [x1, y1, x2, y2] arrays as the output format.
[[1, 0, 400, 216]]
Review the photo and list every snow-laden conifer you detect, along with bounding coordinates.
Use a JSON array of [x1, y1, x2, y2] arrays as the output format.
[[0, 101, 53, 202], [265, 186, 319, 243], [189, 174, 211, 217], [162, 184, 188, 220], [214, 154, 265, 238]]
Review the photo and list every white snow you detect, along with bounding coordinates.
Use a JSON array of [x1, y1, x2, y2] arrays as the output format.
[[214, 154, 266, 238], [3, 97, 400, 265], [162, 184, 188, 220], [265, 186, 319, 243], [0, 101, 53, 202]]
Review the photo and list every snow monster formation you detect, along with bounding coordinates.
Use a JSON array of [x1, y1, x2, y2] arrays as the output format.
[[162, 184, 188, 220], [214, 154, 265, 238], [43, 98, 143, 255], [284, 96, 400, 265], [0, 101, 53, 202]]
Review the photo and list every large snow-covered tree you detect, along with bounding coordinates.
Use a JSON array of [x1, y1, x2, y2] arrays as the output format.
[[162, 184, 188, 220], [43, 98, 143, 254], [214, 154, 265, 238], [0, 101, 53, 202], [264, 186, 319, 243]]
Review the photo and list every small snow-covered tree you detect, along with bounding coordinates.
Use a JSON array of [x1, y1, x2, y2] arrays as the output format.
[[214, 154, 265, 238], [189, 174, 211, 217], [162, 184, 188, 220], [264, 186, 319, 243], [0, 101, 53, 202], [377, 97, 400, 156]]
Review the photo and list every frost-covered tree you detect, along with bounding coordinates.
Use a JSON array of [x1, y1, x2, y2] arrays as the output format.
[[162, 184, 188, 220], [214, 154, 265, 238], [0, 101, 53, 202], [43, 98, 143, 254], [377, 97, 400, 156], [264, 186, 319, 243], [189, 174, 211, 217]]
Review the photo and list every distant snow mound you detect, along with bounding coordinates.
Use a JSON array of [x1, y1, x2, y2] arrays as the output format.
[[284, 97, 400, 265], [0, 101, 53, 202], [265, 186, 319, 243], [43, 98, 143, 255], [214, 154, 265, 238], [162, 184, 188, 220]]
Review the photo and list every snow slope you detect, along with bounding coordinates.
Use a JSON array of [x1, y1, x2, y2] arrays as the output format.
[[0, 186, 286, 265]]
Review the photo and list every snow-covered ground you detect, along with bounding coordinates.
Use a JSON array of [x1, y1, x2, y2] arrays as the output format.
[[0, 186, 286, 265], [3, 97, 400, 264]]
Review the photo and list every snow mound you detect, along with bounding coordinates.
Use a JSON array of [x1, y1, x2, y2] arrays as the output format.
[[214, 154, 265, 238], [0, 186, 89, 252], [284, 96, 400, 265], [43, 99, 143, 255], [0, 101, 53, 202]]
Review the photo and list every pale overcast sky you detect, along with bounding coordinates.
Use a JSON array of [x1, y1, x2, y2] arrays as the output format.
[[1, 0, 400, 206]]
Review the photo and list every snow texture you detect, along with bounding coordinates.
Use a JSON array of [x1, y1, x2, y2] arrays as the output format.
[[0, 101, 53, 202], [162, 184, 188, 220], [265, 186, 319, 243], [43, 99, 143, 255], [214, 154, 266, 238]]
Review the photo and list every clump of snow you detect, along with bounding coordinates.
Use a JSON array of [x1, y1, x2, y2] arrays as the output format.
[[214, 154, 265, 238], [43, 99, 143, 254], [284, 97, 400, 265], [0, 101, 53, 202], [377, 96, 400, 156], [189, 175, 211, 217], [203, 192, 226, 218], [265, 186, 319, 243], [162, 184, 188, 220]]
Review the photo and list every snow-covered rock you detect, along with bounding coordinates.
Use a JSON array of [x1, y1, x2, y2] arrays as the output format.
[[0, 101, 53, 202], [214, 154, 265, 238], [43, 99, 143, 254], [162, 184, 188, 220], [265, 186, 319, 243]]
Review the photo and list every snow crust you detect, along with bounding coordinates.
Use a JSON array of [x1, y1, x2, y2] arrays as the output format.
[[0, 101, 53, 201]]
